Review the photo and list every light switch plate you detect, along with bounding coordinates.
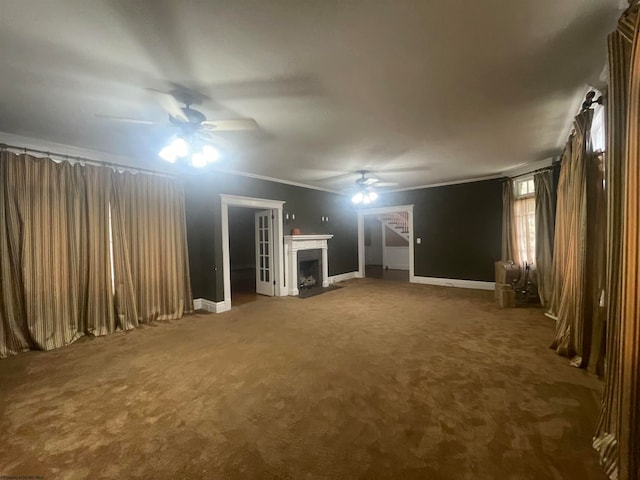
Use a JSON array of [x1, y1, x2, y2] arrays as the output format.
[[416, 238, 422, 244]]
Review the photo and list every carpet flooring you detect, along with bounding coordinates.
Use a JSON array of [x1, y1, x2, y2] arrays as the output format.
[[0, 279, 605, 480]]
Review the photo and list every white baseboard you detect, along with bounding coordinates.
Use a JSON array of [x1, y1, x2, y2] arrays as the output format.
[[386, 264, 410, 271], [193, 298, 229, 313], [410, 276, 495, 291], [328, 271, 358, 284]]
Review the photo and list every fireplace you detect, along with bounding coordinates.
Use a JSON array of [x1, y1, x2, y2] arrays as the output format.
[[284, 235, 333, 296], [297, 249, 322, 290]]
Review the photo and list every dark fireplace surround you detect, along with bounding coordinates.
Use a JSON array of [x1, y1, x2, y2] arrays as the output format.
[[297, 248, 322, 290]]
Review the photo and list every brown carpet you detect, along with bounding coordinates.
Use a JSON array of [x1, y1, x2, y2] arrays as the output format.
[[0, 279, 605, 480]]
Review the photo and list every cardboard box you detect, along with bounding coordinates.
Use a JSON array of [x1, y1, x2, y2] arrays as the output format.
[[495, 261, 520, 285], [494, 282, 512, 301], [496, 286, 516, 308]]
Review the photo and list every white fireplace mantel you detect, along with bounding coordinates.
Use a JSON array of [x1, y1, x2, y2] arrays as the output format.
[[284, 235, 333, 296]]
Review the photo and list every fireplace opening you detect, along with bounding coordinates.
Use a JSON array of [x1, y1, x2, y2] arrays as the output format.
[[297, 249, 322, 290]]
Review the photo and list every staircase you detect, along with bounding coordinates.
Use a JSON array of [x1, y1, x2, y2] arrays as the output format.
[[377, 212, 410, 241]]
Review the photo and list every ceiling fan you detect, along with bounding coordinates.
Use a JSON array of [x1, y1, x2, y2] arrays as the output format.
[[350, 171, 397, 204], [96, 87, 259, 166]]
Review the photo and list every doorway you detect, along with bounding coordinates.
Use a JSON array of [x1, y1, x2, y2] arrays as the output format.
[[221, 195, 285, 312], [228, 206, 275, 306], [358, 205, 414, 282]]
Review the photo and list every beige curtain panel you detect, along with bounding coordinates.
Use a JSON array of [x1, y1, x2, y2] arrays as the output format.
[[111, 171, 193, 329], [594, 8, 635, 478], [593, 5, 640, 479], [546, 144, 571, 320], [534, 169, 555, 307], [501, 180, 516, 261], [612, 4, 640, 478], [549, 110, 594, 365], [585, 153, 607, 378], [0, 152, 115, 357], [0, 152, 193, 358]]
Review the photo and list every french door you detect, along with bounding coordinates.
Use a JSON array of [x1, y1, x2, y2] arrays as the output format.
[[255, 210, 275, 296]]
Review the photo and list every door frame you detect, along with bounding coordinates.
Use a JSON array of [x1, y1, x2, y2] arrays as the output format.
[[221, 194, 286, 311], [254, 209, 276, 296], [357, 205, 415, 281]]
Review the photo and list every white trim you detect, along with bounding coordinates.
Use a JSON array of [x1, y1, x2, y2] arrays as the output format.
[[385, 174, 504, 193], [545, 312, 558, 321], [328, 271, 358, 284], [221, 194, 286, 312], [193, 298, 229, 313], [384, 157, 557, 194], [220, 194, 285, 210], [357, 205, 414, 281], [283, 234, 334, 241], [411, 276, 495, 290], [219, 169, 341, 194], [284, 235, 333, 296]]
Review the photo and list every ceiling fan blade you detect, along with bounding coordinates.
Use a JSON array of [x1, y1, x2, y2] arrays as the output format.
[[363, 178, 378, 185], [196, 130, 235, 150], [201, 119, 259, 131], [94, 114, 155, 125], [147, 88, 189, 122]]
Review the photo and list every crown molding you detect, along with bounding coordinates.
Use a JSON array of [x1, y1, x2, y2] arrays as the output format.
[[384, 173, 505, 193], [216, 168, 342, 194], [0, 130, 556, 196]]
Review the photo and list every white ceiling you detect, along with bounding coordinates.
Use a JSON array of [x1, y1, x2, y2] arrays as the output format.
[[0, 0, 620, 191]]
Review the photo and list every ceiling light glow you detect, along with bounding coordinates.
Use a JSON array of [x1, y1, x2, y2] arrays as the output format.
[[191, 152, 207, 168], [202, 145, 220, 163], [171, 137, 189, 158], [351, 190, 379, 205], [159, 146, 177, 163]]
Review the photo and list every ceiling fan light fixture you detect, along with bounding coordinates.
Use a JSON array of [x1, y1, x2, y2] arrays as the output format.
[[351, 189, 378, 205], [351, 192, 364, 204], [202, 145, 220, 163], [159, 146, 177, 163], [190, 152, 207, 168], [171, 137, 189, 158]]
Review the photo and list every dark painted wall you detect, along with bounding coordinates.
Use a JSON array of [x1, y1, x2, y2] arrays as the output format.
[[183, 170, 502, 299], [183, 171, 359, 301], [375, 179, 502, 281]]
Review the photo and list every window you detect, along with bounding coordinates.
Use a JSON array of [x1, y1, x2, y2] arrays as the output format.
[[590, 99, 605, 154], [513, 177, 535, 265]]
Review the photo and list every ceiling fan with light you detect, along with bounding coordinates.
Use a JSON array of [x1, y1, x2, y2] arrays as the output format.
[[96, 87, 259, 167], [350, 170, 396, 204]]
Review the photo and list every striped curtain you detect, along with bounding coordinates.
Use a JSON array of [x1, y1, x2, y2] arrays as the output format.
[[110, 172, 193, 329], [501, 180, 516, 261], [534, 169, 555, 307], [593, 4, 640, 479], [0, 152, 114, 357], [547, 144, 571, 320], [549, 110, 594, 364], [1, 152, 193, 358]]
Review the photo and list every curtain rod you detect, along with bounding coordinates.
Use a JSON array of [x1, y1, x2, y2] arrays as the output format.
[[0, 143, 175, 178], [503, 164, 557, 182]]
